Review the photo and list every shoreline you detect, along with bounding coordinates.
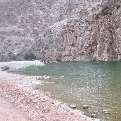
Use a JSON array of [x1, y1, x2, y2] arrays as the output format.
[[0, 61, 100, 121]]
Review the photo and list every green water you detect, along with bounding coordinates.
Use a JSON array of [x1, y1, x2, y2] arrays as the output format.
[[16, 62, 121, 121]]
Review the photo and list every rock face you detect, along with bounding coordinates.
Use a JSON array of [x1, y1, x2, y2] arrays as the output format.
[[0, 0, 121, 62]]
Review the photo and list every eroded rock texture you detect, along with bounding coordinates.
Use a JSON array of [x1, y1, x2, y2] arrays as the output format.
[[0, 0, 120, 62]]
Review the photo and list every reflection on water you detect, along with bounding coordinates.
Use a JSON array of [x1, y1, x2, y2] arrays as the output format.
[[16, 62, 121, 121]]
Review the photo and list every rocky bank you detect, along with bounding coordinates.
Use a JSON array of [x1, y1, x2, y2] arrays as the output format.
[[0, 61, 100, 121]]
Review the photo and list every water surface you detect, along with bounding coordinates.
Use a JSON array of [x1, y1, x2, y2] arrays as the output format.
[[16, 62, 121, 121]]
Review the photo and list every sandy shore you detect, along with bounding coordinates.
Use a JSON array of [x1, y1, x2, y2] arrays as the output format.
[[0, 61, 100, 121]]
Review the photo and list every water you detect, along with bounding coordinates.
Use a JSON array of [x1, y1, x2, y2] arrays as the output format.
[[15, 61, 121, 121]]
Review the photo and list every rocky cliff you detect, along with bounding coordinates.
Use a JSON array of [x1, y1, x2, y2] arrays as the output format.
[[0, 0, 121, 62]]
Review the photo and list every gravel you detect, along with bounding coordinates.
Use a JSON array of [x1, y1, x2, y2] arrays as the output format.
[[0, 61, 100, 121]]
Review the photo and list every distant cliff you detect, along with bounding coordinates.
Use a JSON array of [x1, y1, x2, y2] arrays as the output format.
[[0, 0, 121, 62]]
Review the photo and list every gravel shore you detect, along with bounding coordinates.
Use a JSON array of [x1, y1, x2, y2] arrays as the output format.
[[0, 96, 30, 121], [0, 61, 100, 121]]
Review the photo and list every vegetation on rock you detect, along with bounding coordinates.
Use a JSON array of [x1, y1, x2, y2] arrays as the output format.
[[24, 53, 36, 60]]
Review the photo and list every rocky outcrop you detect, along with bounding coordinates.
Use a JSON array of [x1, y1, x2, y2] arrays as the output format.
[[0, 0, 121, 62]]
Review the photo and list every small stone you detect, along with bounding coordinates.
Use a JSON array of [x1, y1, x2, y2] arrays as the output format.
[[33, 81, 41, 85], [104, 112, 111, 114], [60, 76, 64, 78], [103, 110, 111, 115], [93, 111, 99, 114], [37, 76, 42, 80], [46, 76, 51, 79], [91, 113, 97, 118], [83, 105, 89, 109], [43, 75, 51, 79], [40, 115, 45, 118], [70, 105, 76, 108], [33, 99, 38, 103]]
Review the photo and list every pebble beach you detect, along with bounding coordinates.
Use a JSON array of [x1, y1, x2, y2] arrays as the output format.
[[0, 61, 100, 121]]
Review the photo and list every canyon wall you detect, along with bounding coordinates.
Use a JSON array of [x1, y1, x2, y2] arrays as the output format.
[[0, 0, 121, 62]]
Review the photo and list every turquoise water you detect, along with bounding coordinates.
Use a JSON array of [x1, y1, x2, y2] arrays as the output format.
[[16, 62, 121, 121]]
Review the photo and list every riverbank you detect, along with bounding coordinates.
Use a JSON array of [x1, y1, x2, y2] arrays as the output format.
[[0, 61, 100, 121]]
